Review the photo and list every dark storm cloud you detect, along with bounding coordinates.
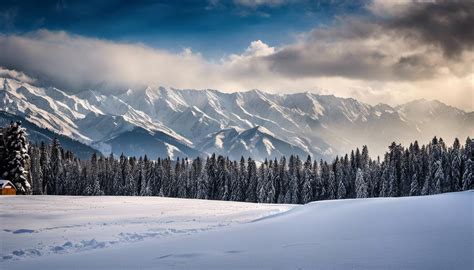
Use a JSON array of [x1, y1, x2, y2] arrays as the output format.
[[385, 0, 474, 58], [261, 0, 473, 81]]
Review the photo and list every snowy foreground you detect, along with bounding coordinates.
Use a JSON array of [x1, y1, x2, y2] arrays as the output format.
[[1, 192, 472, 270]]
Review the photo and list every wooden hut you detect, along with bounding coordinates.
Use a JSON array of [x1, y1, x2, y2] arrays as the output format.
[[0, 180, 17, 195]]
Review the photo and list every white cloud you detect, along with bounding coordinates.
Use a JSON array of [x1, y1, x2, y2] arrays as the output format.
[[0, 67, 36, 84], [0, 0, 472, 111]]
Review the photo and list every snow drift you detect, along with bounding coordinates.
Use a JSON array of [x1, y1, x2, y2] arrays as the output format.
[[1, 191, 472, 269]]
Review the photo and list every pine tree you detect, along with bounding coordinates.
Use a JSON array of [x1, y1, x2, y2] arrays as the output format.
[[217, 156, 229, 200], [379, 157, 390, 197], [121, 155, 134, 196], [39, 142, 51, 194], [277, 157, 288, 203], [327, 171, 337, 200], [1, 121, 31, 194], [189, 157, 202, 198], [246, 158, 258, 202], [302, 156, 313, 203], [355, 168, 368, 198], [451, 139, 462, 191], [29, 145, 43, 195], [462, 159, 473, 191], [230, 157, 246, 201], [49, 138, 63, 195], [421, 174, 432, 195], [409, 173, 420, 196], [335, 158, 346, 199], [337, 177, 346, 199], [197, 157, 210, 199], [433, 160, 444, 194]]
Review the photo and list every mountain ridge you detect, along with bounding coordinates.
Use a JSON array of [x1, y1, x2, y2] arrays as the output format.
[[1, 75, 472, 160]]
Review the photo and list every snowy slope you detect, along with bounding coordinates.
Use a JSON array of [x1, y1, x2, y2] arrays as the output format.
[[198, 126, 310, 160], [2, 75, 472, 159], [104, 127, 201, 159], [1, 192, 472, 269], [0, 196, 292, 267]]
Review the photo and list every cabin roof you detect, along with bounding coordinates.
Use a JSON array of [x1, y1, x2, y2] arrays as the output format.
[[0, 180, 17, 190]]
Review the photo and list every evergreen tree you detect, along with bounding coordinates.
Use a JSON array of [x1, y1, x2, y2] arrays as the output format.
[[302, 156, 313, 203], [337, 177, 346, 199], [246, 158, 258, 202], [409, 173, 420, 196], [355, 168, 368, 198], [462, 159, 473, 191], [29, 145, 43, 195], [197, 157, 210, 199], [433, 160, 444, 194], [49, 138, 63, 195], [1, 121, 31, 194], [327, 171, 337, 200]]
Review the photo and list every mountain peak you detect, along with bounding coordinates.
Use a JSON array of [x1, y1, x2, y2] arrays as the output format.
[[2, 75, 471, 160]]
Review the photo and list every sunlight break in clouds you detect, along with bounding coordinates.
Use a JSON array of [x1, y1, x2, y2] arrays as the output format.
[[0, 0, 472, 110]]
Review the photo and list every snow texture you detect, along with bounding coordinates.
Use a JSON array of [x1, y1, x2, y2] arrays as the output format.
[[1, 191, 472, 269]]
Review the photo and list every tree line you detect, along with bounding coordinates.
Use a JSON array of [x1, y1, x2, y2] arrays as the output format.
[[2, 121, 473, 201]]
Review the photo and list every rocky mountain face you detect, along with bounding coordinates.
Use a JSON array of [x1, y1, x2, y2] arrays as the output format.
[[1, 76, 472, 160]]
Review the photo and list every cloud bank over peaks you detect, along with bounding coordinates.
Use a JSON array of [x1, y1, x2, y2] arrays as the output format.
[[0, 1, 472, 110]]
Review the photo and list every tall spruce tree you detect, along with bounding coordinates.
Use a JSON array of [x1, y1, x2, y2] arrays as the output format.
[[1, 121, 31, 194], [355, 168, 368, 198]]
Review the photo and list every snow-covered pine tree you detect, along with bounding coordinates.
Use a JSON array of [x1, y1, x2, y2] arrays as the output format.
[[462, 137, 473, 191], [217, 156, 229, 200], [29, 145, 43, 195], [174, 158, 185, 198], [232, 156, 247, 201], [271, 158, 280, 203], [153, 158, 163, 196], [450, 138, 462, 191], [1, 121, 31, 194], [190, 157, 202, 198], [139, 155, 153, 196], [287, 155, 299, 203], [246, 158, 258, 202], [49, 138, 63, 195], [206, 154, 218, 200], [85, 153, 103, 196], [355, 168, 368, 198], [379, 154, 391, 197], [185, 158, 195, 198], [176, 158, 188, 198], [327, 171, 337, 200], [311, 159, 320, 200], [161, 157, 173, 197], [259, 160, 275, 203], [120, 155, 134, 196], [337, 177, 346, 199], [277, 156, 288, 203], [39, 142, 51, 194], [335, 157, 346, 199], [409, 173, 420, 196], [68, 158, 81, 195], [302, 156, 313, 204], [433, 160, 444, 194], [197, 157, 210, 199], [462, 159, 473, 191], [388, 169, 399, 197], [257, 159, 267, 203]]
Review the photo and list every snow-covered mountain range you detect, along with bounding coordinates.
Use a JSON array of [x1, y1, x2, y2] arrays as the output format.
[[1, 76, 472, 160]]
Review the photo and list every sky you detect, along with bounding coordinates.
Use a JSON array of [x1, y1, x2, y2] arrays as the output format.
[[0, 0, 472, 110]]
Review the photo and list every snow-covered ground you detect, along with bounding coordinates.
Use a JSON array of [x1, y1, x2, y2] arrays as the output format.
[[1, 192, 472, 269]]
